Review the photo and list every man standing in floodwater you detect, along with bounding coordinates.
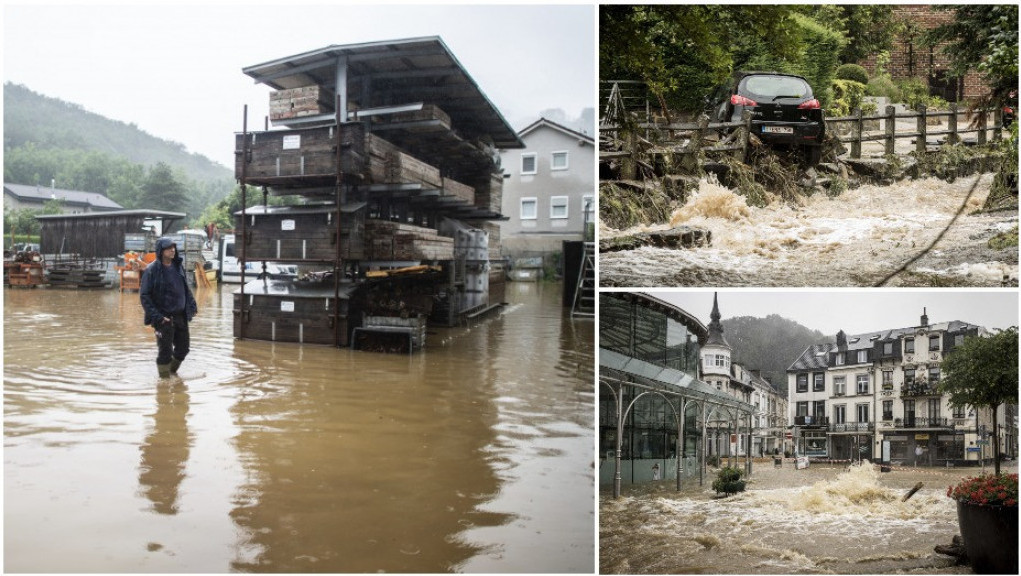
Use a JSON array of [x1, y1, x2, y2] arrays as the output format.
[[140, 237, 197, 378]]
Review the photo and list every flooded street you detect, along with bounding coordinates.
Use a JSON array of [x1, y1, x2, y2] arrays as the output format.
[[4, 281, 594, 573], [600, 173, 1018, 287], [601, 462, 1018, 574]]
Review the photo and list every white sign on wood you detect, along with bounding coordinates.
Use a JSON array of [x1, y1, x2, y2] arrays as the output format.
[[281, 219, 296, 231], [282, 135, 301, 150], [280, 301, 295, 312]]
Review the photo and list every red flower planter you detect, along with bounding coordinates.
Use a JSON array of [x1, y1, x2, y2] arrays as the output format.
[[956, 501, 1018, 574]]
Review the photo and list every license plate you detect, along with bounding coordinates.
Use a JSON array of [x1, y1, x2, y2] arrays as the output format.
[[762, 126, 794, 134]]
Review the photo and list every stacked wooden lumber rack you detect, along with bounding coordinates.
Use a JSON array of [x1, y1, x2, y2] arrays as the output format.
[[233, 37, 524, 350]]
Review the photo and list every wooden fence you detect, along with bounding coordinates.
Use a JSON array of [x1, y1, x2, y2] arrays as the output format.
[[600, 104, 1006, 166]]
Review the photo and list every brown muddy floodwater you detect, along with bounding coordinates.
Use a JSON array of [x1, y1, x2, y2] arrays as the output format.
[[600, 173, 1018, 287], [3, 281, 594, 573], [601, 462, 1019, 575]]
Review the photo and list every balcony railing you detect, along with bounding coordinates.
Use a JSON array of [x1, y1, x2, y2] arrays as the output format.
[[901, 381, 941, 397], [794, 415, 829, 426], [830, 422, 874, 433], [893, 416, 954, 429]]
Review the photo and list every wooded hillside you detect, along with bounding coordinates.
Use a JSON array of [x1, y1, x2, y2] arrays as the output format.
[[3, 83, 233, 225], [721, 314, 828, 396]]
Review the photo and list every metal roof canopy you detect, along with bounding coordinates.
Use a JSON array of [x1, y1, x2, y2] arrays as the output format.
[[242, 36, 523, 150], [600, 348, 755, 414]]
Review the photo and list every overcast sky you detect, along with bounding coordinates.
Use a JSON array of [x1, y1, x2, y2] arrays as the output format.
[[634, 289, 1020, 337], [3, 3, 595, 169]]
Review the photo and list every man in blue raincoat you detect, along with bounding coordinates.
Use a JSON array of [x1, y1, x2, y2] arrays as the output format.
[[140, 237, 197, 378]]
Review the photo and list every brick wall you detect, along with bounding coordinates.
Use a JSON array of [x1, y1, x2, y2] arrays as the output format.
[[857, 5, 990, 102]]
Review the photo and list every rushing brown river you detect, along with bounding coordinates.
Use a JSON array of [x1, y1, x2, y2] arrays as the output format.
[[3, 281, 594, 573], [600, 462, 1018, 575], [600, 173, 1018, 287]]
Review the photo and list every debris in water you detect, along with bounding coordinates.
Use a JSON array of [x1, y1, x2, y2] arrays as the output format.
[[902, 482, 924, 502], [694, 534, 720, 550]]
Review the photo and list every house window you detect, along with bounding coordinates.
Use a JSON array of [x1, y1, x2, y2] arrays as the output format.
[[551, 151, 569, 171], [883, 342, 893, 355], [834, 376, 846, 396], [882, 400, 893, 420], [928, 398, 941, 420], [521, 153, 537, 175], [550, 196, 569, 219], [836, 352, 845, 366], [796, 374, 808, 393], [813, 373, 824, 392], [928, 366, 940, 383], [856, 374, 869, 395], [954, 334, 964, 347], [834, 404, 846, 424], [857, 403, 870, 423], [715, 354, 727, 367], [796, 401, 809, 417], [952, 405, 966, 418], [520, 198, 538, 220], [929, 335, 940, 351], [905, 338, 915, 354], [904, 368, 915, 386], [813, 401, 826, 421], [857, 350, 868, 363], [882, 371, 893, 390]]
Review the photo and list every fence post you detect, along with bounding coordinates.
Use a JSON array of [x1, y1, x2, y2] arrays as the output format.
[[682, 115, 709, 172], [993, 107, 1002, 142], [740, 109, 752, 163], [947, 102, 959, 145], [977, 108, 987, 146], [884, 105, 896, 156], [916, 105, 927, 156], [851, 107, 863, 159]]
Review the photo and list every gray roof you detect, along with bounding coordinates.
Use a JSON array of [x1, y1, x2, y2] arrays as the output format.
[[242, 36, 523, 150], [788, 320, 982, 372], [518, 117, 594, 144], [4, 183, 122, 211]]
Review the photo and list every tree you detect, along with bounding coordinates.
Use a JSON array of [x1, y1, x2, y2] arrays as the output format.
[[141, 162, 188, 213], [600, 5, 802, 111], [939, 327, 1019, 475]]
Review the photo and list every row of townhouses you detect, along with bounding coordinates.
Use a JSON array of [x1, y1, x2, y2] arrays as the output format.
[[701, 295, 788, 458], [787, 309, 1018, 466]]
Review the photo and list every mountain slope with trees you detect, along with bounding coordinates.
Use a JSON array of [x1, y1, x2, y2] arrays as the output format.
[[721, 314, 829, 396], [3, 82, 234, 227]]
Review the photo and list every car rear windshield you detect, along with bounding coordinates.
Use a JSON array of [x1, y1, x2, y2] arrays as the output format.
[[743, 75, 812, 99]]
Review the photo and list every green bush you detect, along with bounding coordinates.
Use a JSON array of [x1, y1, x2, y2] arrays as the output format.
[[866, 74, 900, 101], [829, 79, 867, 117], [898, 77, 930, 110], [834, 63, 869, 85], [792, 13, 845, 108], [711, 466, 747, 496]]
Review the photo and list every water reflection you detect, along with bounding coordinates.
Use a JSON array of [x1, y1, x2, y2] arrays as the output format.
[[138, 380, 192, 515], [3, 282, 594, 573]]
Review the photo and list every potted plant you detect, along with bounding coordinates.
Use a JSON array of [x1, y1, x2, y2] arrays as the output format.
[[711, 466, 746, 497], [946, 473, 1018, 574]]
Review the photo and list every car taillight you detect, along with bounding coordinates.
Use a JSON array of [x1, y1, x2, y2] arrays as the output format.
[[798, 99, 821, 109], [731, 94, 757, 107], [1003, 106, 1014, 114]]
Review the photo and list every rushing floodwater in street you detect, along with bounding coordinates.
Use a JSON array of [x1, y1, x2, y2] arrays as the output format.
[[4, 281, 594, 573], [601, 462, 1018, 574], [600, 173, 1018, 287]]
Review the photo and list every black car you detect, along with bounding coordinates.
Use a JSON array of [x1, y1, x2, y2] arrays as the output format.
[[708, 71, 826, 165]]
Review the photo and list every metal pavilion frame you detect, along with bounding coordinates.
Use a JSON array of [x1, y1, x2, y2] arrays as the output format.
[[600, 349, 756, 499]]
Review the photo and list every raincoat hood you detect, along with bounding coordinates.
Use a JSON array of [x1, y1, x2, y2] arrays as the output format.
[[154, 237, 178, 261]]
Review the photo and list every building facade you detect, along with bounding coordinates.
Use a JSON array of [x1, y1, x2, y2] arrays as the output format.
[[599, 292, 757, 488], [788, 309, 1014, 466], [498, 118, 595, 261], [700, 294, 789, 458]]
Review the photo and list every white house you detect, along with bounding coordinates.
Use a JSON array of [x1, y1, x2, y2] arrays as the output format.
[[497, 118, 594, 260]]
